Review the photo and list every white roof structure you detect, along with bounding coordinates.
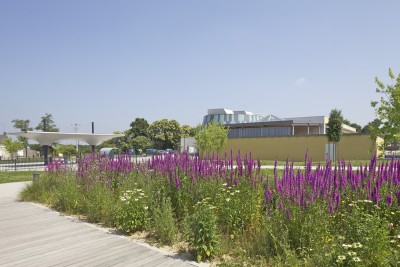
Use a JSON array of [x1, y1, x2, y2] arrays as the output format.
[[6, 131, 124, 146]]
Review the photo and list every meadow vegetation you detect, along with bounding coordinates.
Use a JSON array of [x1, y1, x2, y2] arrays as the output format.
[[0, 171, 40, 184], [19, 151, 400, 266]]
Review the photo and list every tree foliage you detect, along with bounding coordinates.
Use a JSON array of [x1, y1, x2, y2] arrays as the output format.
[[361, 119, 381, 134], [12, 119, 33, 157], [35, 113, 59, 132], [181, 124, 196, 138], [0, 137, 24, 159], [148, 119, 181, 150], [195, 122, 228, 157], [370, 68, 400, 147], [126, 118, 149, 139], [53, 144, 77, 156], [326, 109, 343, 161], [131, 136, 152, 151], [326, 109, 343, 143]]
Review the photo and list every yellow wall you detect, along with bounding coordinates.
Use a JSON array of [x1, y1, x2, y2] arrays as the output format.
[[220, 134, 381, 161]]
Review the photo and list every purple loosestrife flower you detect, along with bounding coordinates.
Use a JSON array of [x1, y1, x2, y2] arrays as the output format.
[[175, 173, 181, 190], [285, 208, 291, 220], [328, 201, 334, 214], [264, 176, 272, 203], [387, 193, 393, 207], [373, 186, 380, 205]]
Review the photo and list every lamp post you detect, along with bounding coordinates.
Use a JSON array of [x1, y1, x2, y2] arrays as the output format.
[[42, 119, 49, 166], [91, 122, 95, 152]]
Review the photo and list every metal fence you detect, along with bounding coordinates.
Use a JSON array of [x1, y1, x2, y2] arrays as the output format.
[[0, 158, 46, 171], [0, 157, 76, 171]]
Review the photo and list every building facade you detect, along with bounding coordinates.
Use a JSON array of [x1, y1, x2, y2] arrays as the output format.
[[200, 108, 380, 161], [203, 108, 356, 138]]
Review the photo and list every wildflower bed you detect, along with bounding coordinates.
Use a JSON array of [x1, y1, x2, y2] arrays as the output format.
[[20, 151, 400, 266]]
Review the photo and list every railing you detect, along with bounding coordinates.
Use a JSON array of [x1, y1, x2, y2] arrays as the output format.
[[0, 157, 74, 171]]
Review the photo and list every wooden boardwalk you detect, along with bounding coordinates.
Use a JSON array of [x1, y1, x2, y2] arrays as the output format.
[[0, 182, 201, 267]]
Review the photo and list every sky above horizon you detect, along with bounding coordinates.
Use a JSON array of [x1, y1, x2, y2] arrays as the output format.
[[1, 1, 400, 134]]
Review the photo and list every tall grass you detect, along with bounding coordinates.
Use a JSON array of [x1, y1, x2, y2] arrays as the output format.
[[19, 151, 400, 265]]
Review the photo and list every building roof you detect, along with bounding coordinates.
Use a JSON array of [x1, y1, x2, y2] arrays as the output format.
[[6, 131, 124, 146]]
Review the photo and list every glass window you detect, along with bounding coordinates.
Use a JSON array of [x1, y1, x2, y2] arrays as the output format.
[[221, 114, 226, 123]]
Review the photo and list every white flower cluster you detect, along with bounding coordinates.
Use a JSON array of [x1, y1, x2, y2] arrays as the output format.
[[220, 183, 240, 202], [342, 242, 363, 249], [193, 197, 215, 210], [119, 188, 147, 203]]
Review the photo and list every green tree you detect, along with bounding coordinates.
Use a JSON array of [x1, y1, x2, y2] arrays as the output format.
[[326, 109, 343, 161], [148, 119, 181, 149], [195, 121, 228, 157], [126, 118, 149, 139], [0, 137, 24, 159], [12, 119, 33, 158], [361, 119, 381, 134], [35, 113, 59, 132], [131, 136, 152, 151], [371, 68, 400, 150], [181, 124, 196, 138], [29, 144, 42, 155], [53, 144, 77, 157]]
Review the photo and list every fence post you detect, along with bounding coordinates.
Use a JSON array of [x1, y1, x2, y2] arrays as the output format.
[[32, 173, 40, 182]]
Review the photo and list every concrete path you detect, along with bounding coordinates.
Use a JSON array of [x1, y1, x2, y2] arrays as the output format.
[[0, 182, 201, 267]]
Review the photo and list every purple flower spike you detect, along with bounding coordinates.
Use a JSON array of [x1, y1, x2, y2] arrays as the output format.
[[279, 201, 284, 211], [387, 193, 393, 207], [285, 208, 291, 220]]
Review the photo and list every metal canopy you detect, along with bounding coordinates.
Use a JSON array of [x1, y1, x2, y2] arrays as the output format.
[[6, 131, 124, 146]]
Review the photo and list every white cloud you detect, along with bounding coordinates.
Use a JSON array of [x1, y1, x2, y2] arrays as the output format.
[[295, 77, 306, 85]]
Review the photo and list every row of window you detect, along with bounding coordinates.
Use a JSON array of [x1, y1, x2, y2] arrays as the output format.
[[202, 114, 264, 125], [228, 127, 291, 138]]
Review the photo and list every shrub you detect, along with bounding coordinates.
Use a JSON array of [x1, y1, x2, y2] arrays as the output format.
[[188, 198, 219, 262], [151, 196, 177, 245], [116, 187, 149, 233]]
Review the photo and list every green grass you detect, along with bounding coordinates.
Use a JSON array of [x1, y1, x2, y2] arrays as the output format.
[[0, 171, 43, 184]]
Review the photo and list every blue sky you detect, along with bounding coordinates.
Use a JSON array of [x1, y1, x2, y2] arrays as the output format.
[[1, 1, 400, 134]]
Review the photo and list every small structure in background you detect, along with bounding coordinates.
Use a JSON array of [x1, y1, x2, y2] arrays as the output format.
[[6, 131, 124, 165]]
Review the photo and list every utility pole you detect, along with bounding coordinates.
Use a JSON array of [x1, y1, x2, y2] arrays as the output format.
[[71, 123, 80, 152]]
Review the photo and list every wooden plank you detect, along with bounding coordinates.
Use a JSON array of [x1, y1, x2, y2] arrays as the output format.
[[0, 182, 200, 267]]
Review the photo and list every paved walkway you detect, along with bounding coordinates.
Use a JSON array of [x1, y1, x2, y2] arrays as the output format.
[[0, 182, 201, 267]]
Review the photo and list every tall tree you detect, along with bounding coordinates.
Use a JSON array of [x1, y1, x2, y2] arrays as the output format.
[[131, 136, 152, 152], [35, 113, 59, 132], [195, 121, 228, 157], [181, 125, 196, 138], [0, 137, 24, 159], [326, 109, 343, 161], [148, 119, 181, 149], [12, 119, 33, 158], [371, 68, 400, 149], [361, 119, 381, 134], [126, 118, 149, 139]]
